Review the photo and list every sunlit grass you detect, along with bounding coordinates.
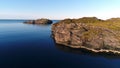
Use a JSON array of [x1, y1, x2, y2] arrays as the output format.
[[61, 17, 120, 31]]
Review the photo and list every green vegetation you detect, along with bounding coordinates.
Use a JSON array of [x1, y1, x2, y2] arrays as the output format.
[[62, 17, 103, 23], [62, 17, 120, 31], [75, 17, 103, 23], [87, 20, 120, 31]]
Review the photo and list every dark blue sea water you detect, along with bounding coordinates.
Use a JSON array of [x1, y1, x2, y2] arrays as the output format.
[[0, 20, 120, 68]]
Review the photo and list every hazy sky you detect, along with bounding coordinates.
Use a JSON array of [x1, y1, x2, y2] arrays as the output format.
[[0, 0, 120, 19]]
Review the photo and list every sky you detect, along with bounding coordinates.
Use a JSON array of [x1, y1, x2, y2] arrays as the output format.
[[0, 0, 120, 19]]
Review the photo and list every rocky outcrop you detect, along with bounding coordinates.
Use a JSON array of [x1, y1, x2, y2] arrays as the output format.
[[24, 18, 53, 24], [52, 17, 120, 54]]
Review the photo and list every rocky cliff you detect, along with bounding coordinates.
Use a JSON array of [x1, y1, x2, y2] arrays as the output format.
[[24, 18, 52, 24], [52, 17, 120, 54]]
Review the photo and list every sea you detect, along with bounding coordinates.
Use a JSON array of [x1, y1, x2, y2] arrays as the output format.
[[0, 20, 120, 68]]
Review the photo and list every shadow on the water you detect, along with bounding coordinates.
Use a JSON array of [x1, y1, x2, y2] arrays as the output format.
[[54, 43, 120, 59]]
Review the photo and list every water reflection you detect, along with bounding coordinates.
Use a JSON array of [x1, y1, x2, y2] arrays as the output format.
[[55, 43, 120, 59]]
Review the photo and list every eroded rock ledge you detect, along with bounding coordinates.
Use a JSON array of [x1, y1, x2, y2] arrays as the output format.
[[24, 18, 52, 24], [52, 17, 120, 54]]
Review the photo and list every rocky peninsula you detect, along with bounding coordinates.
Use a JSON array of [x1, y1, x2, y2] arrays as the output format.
[[52, 17, 120, 54], [24, 18, 53, 24]]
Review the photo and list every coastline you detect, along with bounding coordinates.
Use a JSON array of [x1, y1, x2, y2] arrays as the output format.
[[59, 44, 120, 55]]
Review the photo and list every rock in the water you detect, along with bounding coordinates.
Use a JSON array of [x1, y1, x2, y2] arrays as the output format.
[[52, 17, 120, 54], [24, 18, 53, 24]]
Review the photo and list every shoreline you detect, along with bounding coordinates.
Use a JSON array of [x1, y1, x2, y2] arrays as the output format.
[[58, 44, 120, 55]]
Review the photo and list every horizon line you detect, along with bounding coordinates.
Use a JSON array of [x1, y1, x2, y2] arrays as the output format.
[[1, 16, 120, 20]]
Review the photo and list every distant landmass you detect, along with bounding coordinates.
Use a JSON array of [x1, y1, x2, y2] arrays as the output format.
[[24, 18, 53, 24], [52, 17, 120, 54]]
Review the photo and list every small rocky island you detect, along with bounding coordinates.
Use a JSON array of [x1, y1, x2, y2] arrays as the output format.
[[24, 18, 53, 24], [52, 17, 120, 54]]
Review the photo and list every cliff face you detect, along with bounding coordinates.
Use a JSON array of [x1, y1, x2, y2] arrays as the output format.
[[24, 18, 53, 24], [52, 17, 120, 54]]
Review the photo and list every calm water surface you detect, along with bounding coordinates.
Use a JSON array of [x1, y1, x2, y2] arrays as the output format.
[[0, 20, 120, 68]]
